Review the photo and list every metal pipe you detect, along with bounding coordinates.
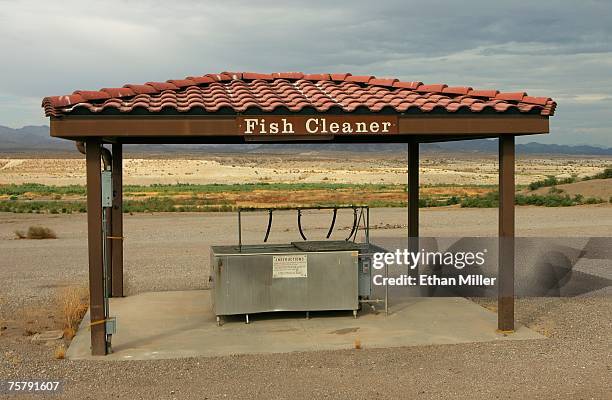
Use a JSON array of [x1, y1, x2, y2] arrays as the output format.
[[326, 208, 337, 239], [101, 147, 112, 170], [297, 209, 307, 240], [385, 261, 389, 315], [353, 208, 364, 242], [238, 209, 242, 251], [77, 141, 112, 170], [102, 208, 110, 316], [263, 209, 273, 242], [366, 207, 370, 245], [238, 205, 366, 212], [345, 208, 358, 241]]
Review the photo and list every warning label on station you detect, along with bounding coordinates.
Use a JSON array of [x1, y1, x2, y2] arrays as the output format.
[[273, 255, 308, 278]]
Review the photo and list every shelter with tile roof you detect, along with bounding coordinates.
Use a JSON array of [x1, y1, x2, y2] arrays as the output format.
[[42, 72, 556, 355]]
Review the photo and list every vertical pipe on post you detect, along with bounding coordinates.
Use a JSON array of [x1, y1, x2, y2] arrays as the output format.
[[111, 144, 124, 297], [407, 141, 419, 285], [86, 140, 107, 355], [103, 199, 111, 309], [238, 209, 242, 251], [407, 142, 419, 239], [365, 206, 370, 245], [498, 135, 515, 332]]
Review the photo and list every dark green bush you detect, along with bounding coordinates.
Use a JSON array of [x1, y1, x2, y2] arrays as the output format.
[[584, 167, 612, 180], [528, 175, 577, 191]]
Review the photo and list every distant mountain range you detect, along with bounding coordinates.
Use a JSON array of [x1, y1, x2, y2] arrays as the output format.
[[0, 125, 73, 151], [1, 125, 611, 156]]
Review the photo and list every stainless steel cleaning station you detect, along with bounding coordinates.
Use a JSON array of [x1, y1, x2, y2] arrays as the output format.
[[210, 206, 388, 324]]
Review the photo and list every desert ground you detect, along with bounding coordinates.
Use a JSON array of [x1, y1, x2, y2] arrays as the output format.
[[0, 206, 610, 399], [1, 152, 610, 186]]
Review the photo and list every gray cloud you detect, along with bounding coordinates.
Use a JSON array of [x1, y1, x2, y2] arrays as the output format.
[[0, 0, 610, 145]]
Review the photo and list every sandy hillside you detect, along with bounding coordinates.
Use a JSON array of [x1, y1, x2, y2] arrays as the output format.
[[0, 153, 610, 186], [527, 178, 612, 199]]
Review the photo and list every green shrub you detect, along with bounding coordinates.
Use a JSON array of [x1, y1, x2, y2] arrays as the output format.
[[585, 167, 612, 180], [585, 197, 604, 204], [528, 175, 576, 191], [460, 192, 498, 208], [458, 191, 602, 208], [447, 196, 460, 205]]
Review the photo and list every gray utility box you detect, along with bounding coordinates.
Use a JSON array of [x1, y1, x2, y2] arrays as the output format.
[[210, 241, 365, 316]]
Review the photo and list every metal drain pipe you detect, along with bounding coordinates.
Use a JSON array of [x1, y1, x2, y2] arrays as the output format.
[[77, 141, 115, 353], [77, 141, 112, 169]]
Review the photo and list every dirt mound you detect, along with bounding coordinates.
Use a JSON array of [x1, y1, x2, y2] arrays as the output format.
[[525, 179, 612, 199]]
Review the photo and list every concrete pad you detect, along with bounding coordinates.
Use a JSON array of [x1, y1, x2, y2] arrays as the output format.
[[67, 290, 544, 360]]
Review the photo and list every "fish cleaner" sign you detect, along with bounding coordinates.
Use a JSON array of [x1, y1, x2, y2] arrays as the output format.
[[238, 115, 399, 136]]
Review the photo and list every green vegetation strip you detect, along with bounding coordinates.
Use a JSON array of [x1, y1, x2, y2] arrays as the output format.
[[0, 182, 403, 196], [0, 177, 610, 214]]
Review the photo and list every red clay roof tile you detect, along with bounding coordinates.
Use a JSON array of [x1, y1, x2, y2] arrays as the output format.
[[468, 89, 499, 98], [242, 72, 273, 80], [221, 72, 243, 80], [442, 86, 472, 95], [46, 94, 85, 108], [272, 72, 304, 80], [369, 78, 398, 87], [123, 84, 158, 94], [495, 92, 526, 101], [416, 84, 447, 93], [330, 73, 351, 81], [167, 79, 197, 88], [72, 90, 110, 101], [145, 81, 179, 91], [522, 96, 551, 106], [393, 81, 422, 90], [101, 87, 135, 97], [303, 73, 330, 81], [41, 72, 556, 117], [346, 75, 374, 83]]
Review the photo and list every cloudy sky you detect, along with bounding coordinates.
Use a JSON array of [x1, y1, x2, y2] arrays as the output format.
[[1, 0, 610, 145]]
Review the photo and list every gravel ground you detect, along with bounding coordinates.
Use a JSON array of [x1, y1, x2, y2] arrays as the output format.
[[0, 206, 610, 399]]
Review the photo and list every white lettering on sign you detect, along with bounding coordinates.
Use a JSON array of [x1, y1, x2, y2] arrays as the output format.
[[244, 118, 296, 134], [303, 118, 392, 134], [273, 254, 308, 278], [240, 117, 396, 135]]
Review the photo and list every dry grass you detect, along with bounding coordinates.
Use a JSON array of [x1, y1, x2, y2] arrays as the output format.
[[14, 229, 26, 239], [0, 297, 5, 335], [57, 286, 89, 340], [23, 328, 36, 336], [14, 226, 57, 239], [54, 345, 66, 360]]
